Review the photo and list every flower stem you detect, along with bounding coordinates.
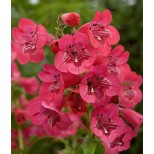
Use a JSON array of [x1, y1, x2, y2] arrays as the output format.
[[18, 126, 24, 152]]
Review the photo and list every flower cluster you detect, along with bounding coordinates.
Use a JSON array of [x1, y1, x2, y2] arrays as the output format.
[[12, 10, 143, 154]]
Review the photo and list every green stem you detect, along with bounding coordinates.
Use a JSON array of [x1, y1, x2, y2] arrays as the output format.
[[18, 126, 24, 153]]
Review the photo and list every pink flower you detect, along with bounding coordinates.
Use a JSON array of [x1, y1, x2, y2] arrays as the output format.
[[59, 113, 80, 138], [54, 32, 96, 75], [79, 65, 121, 104], [78, 9, 120, 56], [18, 77, 39, 95], [102, 125, 133, 154], [27, 99, 71, 137], [66, 92, 87, 116], [119, 108, 143, 137], [90, 104, 126, 142], [61, 12, 80, 27], [118, 71, 143, 108], [12, 18, 48, 64], [14, 108, 27, 125], [38, 64, 64, 104]]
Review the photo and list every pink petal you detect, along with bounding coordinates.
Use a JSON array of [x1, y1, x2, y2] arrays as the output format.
[[16, 47, 30, 64], [59, 35, 74, 50], [43, 119, 61, 137], [88, 28, 100, 48], [110, 45, 124, 57], [37, 24, 48, 48], [54, 51, 69, 72], [38, 71, 57, 82], [43, 64, 57, 73], [79, 83, 96, 103], [82, 46, 96, 67], [61, 72, 81, 88], [105, 75, 121, 96], [106, 25, 120, 45], [12, 28, 25, 44], [94, 9, 112, 26], [27, 99, 45, 125], [74, 32, 89, 46], [30, 49, 44, 63], [18, 18, 37, 31], [78, 22, 91, 35]]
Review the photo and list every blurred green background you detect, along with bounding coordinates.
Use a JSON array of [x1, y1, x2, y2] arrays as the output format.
[[11, 0, 143, 153]]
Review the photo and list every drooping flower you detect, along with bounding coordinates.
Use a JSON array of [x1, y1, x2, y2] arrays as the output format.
[[38, 64, 64, 104], [27, 99, 71, 137], [119, 107, 143, 137], [61, 12, 80, 27], [118, 71, 142, 108], [66, 92, 87, 116], [12, 18, 48, 64], [54, 32, 96, 75], [90, 104, 126, 142], [18, 77, 39, 95], [102, 125, 133, 154], [79, 65, 121, 105], [78, 9, 120, 56]]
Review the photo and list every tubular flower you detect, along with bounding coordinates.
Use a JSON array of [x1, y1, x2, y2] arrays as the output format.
[[27, 99, 71, 137], [79, 65, 121, 105], [54, 32, 96, 75], [78, 9, 120, 56], [12, 18, 48, 64]]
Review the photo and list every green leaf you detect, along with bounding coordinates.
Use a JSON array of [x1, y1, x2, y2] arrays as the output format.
[[76, 146, 83, 154], [94, 142, 105, 154], [80, 140, 98, 154], [27, 137, 65, 154]]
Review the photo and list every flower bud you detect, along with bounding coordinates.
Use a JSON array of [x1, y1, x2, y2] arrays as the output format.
[[50, 39, 59, 54], [120, 108, 143, 137], [61, 12, 80, 27], [15, 108, 27, 125]]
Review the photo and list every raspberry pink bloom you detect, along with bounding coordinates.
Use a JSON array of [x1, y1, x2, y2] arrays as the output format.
[[18, 77, 39, 95], [54, 32, 96, 75], [38, 64, 64, 104], [27, 99, 71, 137], [90, 104, 126, 142], [61, 12, 80, 27], [78, 9, 120, 56], [118, 71, 142, 108], [66, 92, 87, 116], [79, 65, 121, 104], [12, 18, 48, 64], [59, 113, 80, 138], [120, 108, 143, 137], [102, 125, 133, 154]]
